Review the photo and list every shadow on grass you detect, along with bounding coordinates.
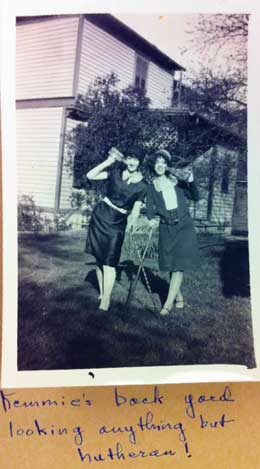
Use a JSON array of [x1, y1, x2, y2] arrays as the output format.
[[18, 289, 256, 370], [19, 232, 85, 262], [220, 239, 250, 297], [117, 260, 169, 305], [17, 232, 256, 371], [85, 260, 168, 309], [84, 268, 99, 291]]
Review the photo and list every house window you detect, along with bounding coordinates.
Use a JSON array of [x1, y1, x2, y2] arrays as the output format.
[[172, 79, 179, 103], [135, 56, 148, 91], [172, 78, 184, 106], [221, 163, 231, 194]]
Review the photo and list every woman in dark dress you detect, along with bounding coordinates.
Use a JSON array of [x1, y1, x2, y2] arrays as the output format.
[[86, 147, 147, 311], [146, 149, 200, 315]]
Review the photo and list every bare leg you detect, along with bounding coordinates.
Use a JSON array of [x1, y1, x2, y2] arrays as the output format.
[[160, 271, 183, 315], [96, 265, 103, 299], [99, 265, 116, 311], [175, 288, 184, 308]]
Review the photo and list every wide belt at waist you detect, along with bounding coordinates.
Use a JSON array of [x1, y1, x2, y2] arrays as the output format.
[[103, 197, 128, 215], [160, 208, 179, 225]]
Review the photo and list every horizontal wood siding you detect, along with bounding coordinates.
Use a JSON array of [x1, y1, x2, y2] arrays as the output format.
[[77, 19, 136, 95], [16, 107, 63, 208], [78, 19, 174, 109], [232, 182, 248, 234], [210, 146, 238, 227], [147, 61, 173, 108], [59, 118, 77, 209], [16, 17, 79, 100]]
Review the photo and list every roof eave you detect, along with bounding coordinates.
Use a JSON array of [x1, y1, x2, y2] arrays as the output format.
[[85, 14, 185, 73], [16, 13, 185, 74]]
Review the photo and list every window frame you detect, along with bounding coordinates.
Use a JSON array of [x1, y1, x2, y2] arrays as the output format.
[[134, 53, 149, 93], [221, 162, 231, 194]]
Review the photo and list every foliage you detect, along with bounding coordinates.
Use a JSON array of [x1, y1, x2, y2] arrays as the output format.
[[122, 216, 159, 261], [69, 189, 102, 225], [18, 195, 45, 232], [183, 14, 248, 134], [51, 214, 71, 232], [181, 14, 248, 176], [69, 189, 101, 211], [66, 68, 246, 197], [66, 73, 184, 189], [189, 14, 248, 71], [18, 195, 70, 232], [69, 189, 87, 209]]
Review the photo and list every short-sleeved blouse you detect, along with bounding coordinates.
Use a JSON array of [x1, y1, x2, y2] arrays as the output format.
[[106, 167, 147, 212]]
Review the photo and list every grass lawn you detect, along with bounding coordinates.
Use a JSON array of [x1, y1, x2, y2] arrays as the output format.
[[18, 231, 255, 370]]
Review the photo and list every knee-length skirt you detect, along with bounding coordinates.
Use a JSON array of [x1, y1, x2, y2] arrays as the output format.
[[85, 201, 127, 267], [158, 218, 201, 272]]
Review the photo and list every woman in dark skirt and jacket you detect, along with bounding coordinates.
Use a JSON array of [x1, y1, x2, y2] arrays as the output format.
[[146, 149, 200, 316], [85, 147, 147, 311]]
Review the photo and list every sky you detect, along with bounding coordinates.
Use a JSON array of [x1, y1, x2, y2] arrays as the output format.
[[115, 13, 203, 73], [115, 13, 246, 78]]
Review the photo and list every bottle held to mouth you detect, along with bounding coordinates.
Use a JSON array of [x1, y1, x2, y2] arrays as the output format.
[[108, 147, 124, 163]]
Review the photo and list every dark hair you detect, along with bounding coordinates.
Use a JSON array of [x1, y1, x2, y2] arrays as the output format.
[[124, 145, 145, 163], [144, 149, 172, 176], [154, 149, 172, 164]]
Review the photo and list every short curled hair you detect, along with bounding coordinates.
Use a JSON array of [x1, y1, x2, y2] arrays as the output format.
[[144, 149, 172, 177], [154, 149, 172, 164], [124, 145, 145, 163]]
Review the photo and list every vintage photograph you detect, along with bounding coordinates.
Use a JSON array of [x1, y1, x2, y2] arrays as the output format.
[[15, 12, 255, 374]]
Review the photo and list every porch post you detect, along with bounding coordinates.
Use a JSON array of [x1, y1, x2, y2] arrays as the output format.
[[54, 108, 67, 211]]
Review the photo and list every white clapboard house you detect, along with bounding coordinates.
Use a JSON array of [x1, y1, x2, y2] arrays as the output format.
[[16, 14, 185, 212], [16, 14, 246, 235]]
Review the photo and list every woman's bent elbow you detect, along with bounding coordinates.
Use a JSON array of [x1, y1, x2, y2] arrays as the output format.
[[86, 172, 93, 180]]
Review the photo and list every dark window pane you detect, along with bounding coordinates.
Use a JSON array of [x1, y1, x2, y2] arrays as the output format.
[[135, 76, 140, 87], [135, 56, 148, 90], [221, 165, 230, 193]]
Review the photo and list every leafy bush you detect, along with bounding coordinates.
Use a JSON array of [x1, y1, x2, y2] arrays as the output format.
[[121, 216, 159, 261], [18, 195, 45, 232], [69, 190, 86, 209], [51, 214, 70, 232], [69, 189, 101, 220], [66, 73, 182, 190], [18, 195, 71, 232], [122, 230, 158, 262]]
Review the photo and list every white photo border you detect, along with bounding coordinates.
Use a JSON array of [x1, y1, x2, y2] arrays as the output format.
[[1, 0, 260, 388]]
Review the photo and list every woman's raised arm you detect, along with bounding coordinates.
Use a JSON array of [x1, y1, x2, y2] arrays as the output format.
[[86, 148, 123, 181], [177, 169, 200, 201]]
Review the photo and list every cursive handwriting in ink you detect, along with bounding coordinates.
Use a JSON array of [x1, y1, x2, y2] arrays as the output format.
[[99, 424, 137, 445], [200, 413, 235, 429], [114, 386, 164, 407], [137, 411, 192, 458], [0, 390, 93, 414], [8, 419, 85, 445], [0, 385, 238, 465], [77, 442, 177, 463], [73, 426, 85, 446], [185, 386, 235, 419], [98, 411, 191, 456]]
